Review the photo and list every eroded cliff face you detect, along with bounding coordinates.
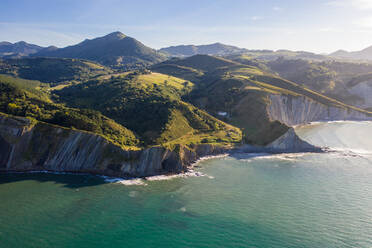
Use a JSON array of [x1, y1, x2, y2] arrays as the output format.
[[267, 94, 372, 126], [0, 115, 226, 177], [4, 93, 367, 176], [265, 94, 372, 152], [265, 128, 322, 153]]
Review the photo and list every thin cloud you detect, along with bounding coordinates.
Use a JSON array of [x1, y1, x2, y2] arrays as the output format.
[[324, 1, 346, 7], [250, 16, 264, 21], [0, 22, 86, 47], [351, 0, 372, 10], [273, 6, 283, 11], [325, 0, 372, 10], [317, 27, 341, 32]]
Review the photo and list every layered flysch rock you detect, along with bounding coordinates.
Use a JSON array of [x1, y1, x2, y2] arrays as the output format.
[[0, 115, 226, 177], [265, 94, 372, 152], [265, 128, 322, 153], [3, 93, 371, 177], [267, 94, 372, 126]]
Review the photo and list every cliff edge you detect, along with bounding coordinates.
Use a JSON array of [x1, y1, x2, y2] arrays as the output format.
[[0, 115, 226, 177]]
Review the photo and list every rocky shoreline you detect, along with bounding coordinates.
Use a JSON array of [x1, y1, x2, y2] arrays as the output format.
[[1, 99, 366, 179], [0, 115, 231, 178]]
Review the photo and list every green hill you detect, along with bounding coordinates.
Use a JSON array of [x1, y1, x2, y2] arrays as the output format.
[[3, 53, 370, 149], [55, 70, 241, 147], [0, 74, 139, 148], [151, 54, 243, 83], [34, 32, 166, 69], [151, 63, 204, 82], [0, 57, 112, 85], [266, 58, 372, 107], [224, 54, 271, 71], [154, 54, 240, 73], [154, 55, 372, 145]]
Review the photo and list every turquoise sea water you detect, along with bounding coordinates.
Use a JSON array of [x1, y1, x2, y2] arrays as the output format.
[[1, 122, 372, 248]]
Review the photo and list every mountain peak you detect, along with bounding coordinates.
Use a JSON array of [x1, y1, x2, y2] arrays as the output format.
[[361, 45, 372, 52], [0, 41, 12, 46], [329, 49, 350, 57], [104, 31, 126, 40], [32, 32, 165, 67], [0, 41, 43, 57], [15, 41, 27, 45]]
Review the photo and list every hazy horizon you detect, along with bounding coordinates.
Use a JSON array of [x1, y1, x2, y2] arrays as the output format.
[[2, 0, 372, 53]]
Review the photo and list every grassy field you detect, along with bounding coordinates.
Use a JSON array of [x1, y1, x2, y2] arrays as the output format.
[[136, 72, 194, 90], [55, 70, 242, 147]]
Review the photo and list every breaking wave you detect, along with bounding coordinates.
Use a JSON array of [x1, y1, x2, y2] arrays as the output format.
[[294, 121, 372, 157]]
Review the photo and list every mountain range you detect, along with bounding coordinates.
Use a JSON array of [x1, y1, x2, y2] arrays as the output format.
[[330, 46, 372, 61], [0, 41, 44, 57], [159, 43, 249, 57], [32, 32, 165, 69], [4, 31, 372, 67]]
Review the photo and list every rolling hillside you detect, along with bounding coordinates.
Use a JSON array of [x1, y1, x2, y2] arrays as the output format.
[[1, 50, 370, 148], [266, 57, 372, 109], [0, 57, 112, 85], [153, 55, 372, 144], [55, 70, 241, 147], [0, 74, 139, 148], [151, 54, 242, 82]]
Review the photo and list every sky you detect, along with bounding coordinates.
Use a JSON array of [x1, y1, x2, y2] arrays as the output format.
[[1, 0, 372, 53]]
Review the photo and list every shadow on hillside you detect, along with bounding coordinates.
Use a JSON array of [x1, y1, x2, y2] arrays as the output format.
[[0, 172, 106, 188]]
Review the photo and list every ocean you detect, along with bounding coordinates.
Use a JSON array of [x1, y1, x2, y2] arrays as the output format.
[[1, 121, 372, 248]]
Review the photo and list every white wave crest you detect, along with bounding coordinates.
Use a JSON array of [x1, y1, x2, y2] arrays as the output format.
[[101, 176, 148, 186], [191, 153, 229, 166], [241, 152, 310, 162]]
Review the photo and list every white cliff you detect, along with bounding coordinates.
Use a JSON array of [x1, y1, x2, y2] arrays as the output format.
[[267, 94, 372, 126]]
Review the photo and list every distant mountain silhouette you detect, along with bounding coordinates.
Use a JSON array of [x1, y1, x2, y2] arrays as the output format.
[[330, 46, 372, 61], [159, 43, 249, 57], [0, 41, 44, 57], [33, 32, 166, 68]]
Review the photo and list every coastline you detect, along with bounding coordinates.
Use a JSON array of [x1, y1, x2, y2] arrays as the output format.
[[10, 118, 371, 182], [0, 153, 229, 185], [0, 148, 320, 186]]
